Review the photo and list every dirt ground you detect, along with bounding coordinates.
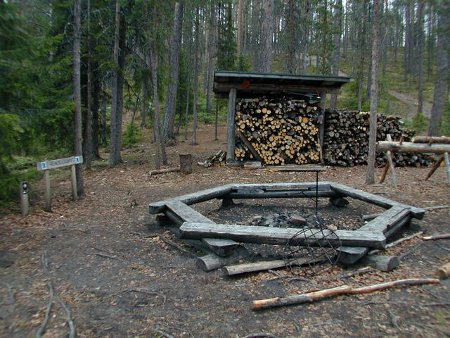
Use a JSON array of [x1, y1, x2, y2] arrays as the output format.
[[1, 124, 449, 338]]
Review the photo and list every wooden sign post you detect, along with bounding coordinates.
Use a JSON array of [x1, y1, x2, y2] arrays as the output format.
[[20, 181, 29, 216], [37, 156, 83, 211]]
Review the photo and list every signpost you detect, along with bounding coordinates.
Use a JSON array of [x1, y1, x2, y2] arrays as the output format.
[[37, 156, 83, 211]]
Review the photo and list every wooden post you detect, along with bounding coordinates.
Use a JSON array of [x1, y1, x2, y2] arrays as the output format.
[[44, 170, 51, 211], [444, 152, 450, 183], [226, 87, 237, 163], [425, 155, 444, 180], [214, 100, 219, 141], [318, 94, 326, 163], [380, 134, 397, 187], [71, 164, 78, 200], [179, 153, 192, 174], [20, 181, 29, 216]]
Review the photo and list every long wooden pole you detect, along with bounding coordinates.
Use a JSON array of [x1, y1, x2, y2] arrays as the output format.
[[44, 170, 51, 211], [252, 278, 440, 311], [377, 141, 450, 153]]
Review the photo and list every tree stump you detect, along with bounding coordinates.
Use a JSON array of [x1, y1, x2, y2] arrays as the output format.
[[179, 153, 192, 174]]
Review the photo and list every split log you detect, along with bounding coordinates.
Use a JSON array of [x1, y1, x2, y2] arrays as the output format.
[[361, 255, 400, 272], [224, 257, 325, 276], [251, 278, 440, 311], [436, 262, 450, 280]]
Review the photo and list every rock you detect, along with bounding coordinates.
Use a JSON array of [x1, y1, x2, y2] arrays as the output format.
[[288, 214, 307, 226]]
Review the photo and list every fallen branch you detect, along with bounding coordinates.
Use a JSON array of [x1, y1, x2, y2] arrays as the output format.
[[4, 283, 15, 305], [161, 237, 198, 259], [385, 231, 424, 248], [95, 253, 119, 260], [251, 278, 440, 311], [41, 250, 49, 272], [149, 167, 180, 176], [36, 282, 54, 338], [57, 296, 76, 338], [339, 266, 374, 280], [423, 233, 450, 241], [424, 205, 450, 211]]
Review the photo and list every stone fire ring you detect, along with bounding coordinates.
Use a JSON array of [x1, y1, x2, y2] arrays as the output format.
[[149, 182, 425, 265]]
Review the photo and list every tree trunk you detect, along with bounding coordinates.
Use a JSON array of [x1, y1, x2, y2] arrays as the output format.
[[428, 2, 449, 136], [236, 0, 245, 57], [205, 4, 217, 118], [163, 2, 184, 141], [259, 0, 274, 72], [286, 0, 296, 74], [417, 0, 425, 115], [192, 8, 200, 145], [73, 0, 84, 196], [366, 0, 380, 185], [140, 74, 148, 129], [330, 0, 343, 109], [85, 0, 93, 169], [149, 46, 166, 169], [109, 0, 122, 166]]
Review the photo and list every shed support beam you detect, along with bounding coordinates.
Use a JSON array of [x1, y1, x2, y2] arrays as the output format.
[[226, 88, 237, 163]]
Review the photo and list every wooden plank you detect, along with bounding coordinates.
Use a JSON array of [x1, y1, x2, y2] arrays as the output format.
[[338, 206, 411, 264], [232, 182, 332, 191], [226, 87, 237, 163], [224, 257, 325, 276], [180, 223, 386, 249], [164, 201, 239, 257], [228, 190, 338, 199], [236, 130, 262, 161], [329, 182, 425, 219], [360, 205, 411, 234], [37, 155, 83, 171], [148, 184, 234, 214], [165, 201, 214, 224], [338, 247, 369, 265]]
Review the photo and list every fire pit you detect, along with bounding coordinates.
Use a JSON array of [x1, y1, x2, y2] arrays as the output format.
[[149, 182, 425, 273]]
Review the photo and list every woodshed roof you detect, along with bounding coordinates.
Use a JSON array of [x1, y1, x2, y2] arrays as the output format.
[[213, 70, 351, 99]]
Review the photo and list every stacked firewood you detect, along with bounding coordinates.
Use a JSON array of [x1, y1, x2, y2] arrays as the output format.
[[234, 98, 321, 165], [323, 110, 432, 167]]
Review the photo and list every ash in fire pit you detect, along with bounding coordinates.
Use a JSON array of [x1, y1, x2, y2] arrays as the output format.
[[249, 211, 337, 232]]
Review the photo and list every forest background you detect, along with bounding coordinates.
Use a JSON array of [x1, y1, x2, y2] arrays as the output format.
[[0, 0, 449, 203]]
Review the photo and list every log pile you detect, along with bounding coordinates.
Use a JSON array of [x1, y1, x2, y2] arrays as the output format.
[[234, 98, 321, 165], [233, 98, 432, 167], [322, 110, 432, 167]]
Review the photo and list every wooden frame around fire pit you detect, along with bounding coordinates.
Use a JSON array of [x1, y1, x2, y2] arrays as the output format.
[[148, 182, 425, 269]]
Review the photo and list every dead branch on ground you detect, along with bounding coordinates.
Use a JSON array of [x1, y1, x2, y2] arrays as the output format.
[[36, 282, 54, 338], [57, 296, 76, 338], [252, 278, 440, 311], [423, 233, 450, 241]]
